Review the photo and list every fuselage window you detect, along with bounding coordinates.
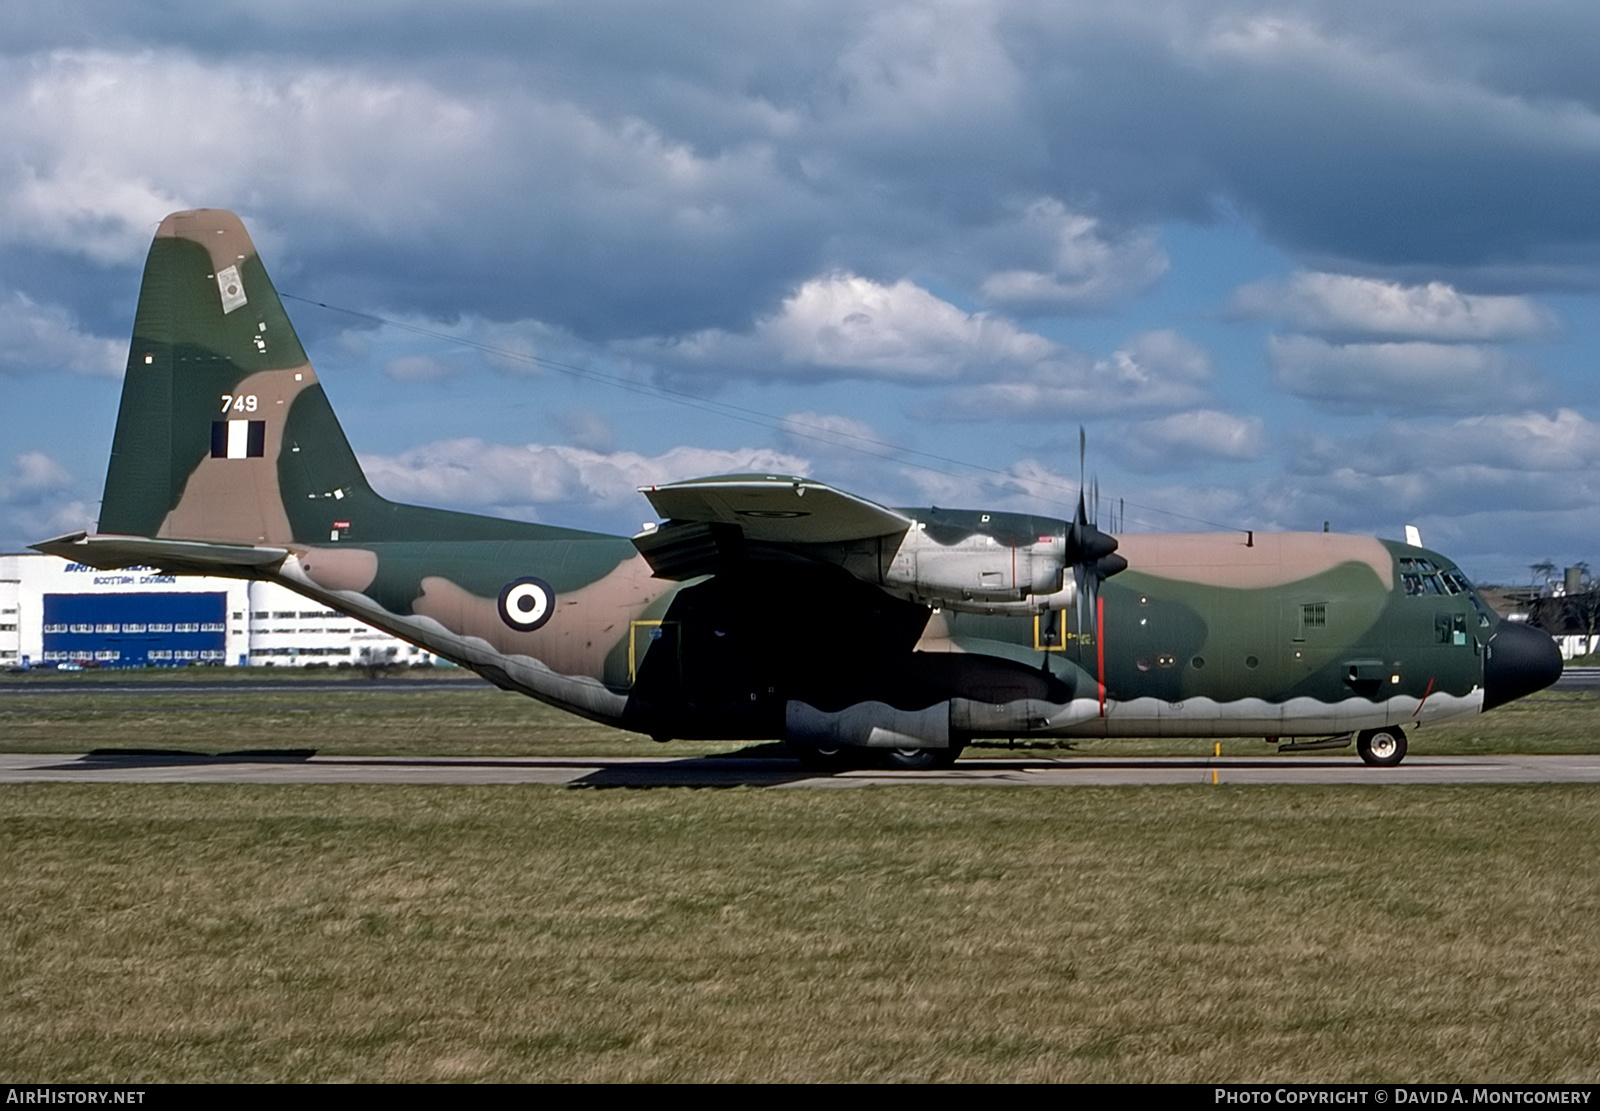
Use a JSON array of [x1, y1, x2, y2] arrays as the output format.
[[1436, 613, 1468, 646]]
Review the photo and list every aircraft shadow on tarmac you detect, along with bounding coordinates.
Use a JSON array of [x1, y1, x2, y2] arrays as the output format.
[[74, 747, 320, 766], [54, 747, 823, 787], [39, 747, 1403, 787]]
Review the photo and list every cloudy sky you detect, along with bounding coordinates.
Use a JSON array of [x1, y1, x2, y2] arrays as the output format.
[[2, 0, 1598, 583]]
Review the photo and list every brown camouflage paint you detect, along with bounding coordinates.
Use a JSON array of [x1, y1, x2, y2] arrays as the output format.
[[156, 209, 259, 275], [412, 554, 675, 679], [1115, 532, 1394, 591], [157, 365, 316, 545], [294, 546, 380, 593]]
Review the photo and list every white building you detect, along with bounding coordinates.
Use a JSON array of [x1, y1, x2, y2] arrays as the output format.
[[245, 580, 436, 667], [0, 553, 433, 669]]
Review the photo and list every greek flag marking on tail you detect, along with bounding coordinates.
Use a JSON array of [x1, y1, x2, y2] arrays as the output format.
[[211, 420, 266, 459]]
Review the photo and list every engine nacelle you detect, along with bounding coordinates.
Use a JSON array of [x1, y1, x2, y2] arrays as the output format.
[[884, 522, 1066, 602], [819, 506, 1121, 615]]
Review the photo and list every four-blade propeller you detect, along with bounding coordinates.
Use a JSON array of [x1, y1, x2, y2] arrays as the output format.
[[1068, 429, 1128, 649]]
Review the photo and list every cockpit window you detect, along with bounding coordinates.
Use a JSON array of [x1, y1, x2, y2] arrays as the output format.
[[1470, 595, 1492, 627], [1400, 559, 1489, 626], [1429, 566, 1495, 628]]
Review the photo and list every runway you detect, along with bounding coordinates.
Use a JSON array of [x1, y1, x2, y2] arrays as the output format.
[[5, 751, 1600, 787], [1, 676, 495, 695]]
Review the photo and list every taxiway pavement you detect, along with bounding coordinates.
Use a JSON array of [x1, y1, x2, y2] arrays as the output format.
[[5, 751, 1600, 788]]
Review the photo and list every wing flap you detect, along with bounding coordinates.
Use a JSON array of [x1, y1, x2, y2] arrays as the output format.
[[631, 521, 747, 581]]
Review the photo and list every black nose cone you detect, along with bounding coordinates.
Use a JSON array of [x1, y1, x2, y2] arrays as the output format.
[[1484, 620, 1564, 711]]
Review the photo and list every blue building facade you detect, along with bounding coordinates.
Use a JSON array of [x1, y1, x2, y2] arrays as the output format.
[[42, 591, 227, 667]]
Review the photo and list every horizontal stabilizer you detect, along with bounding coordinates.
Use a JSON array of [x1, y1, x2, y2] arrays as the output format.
[[639, 474, 912, 544], [30, 531, 288, 578]]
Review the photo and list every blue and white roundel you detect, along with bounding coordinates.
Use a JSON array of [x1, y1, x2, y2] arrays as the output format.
[[497, 577, 554, 631]]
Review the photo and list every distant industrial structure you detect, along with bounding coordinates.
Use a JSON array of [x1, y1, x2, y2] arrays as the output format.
[[1481, 566, 1598, 661], [1507, 566, 1600, 661], [0, 553, 436, 669]]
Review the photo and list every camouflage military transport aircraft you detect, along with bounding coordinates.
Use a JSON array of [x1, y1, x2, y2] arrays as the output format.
[[34, 209, 1564, 768]]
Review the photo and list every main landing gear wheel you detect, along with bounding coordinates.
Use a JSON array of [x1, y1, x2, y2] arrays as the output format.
[[1356, 726, 1408, 767], [881, 744, 964, 771], [789, 742, 856, 772]]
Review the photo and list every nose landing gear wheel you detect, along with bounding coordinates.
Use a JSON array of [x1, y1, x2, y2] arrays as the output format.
[[1356, 726, 1407, 767]]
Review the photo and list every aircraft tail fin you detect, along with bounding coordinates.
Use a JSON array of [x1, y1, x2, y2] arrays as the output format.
[[93, 208, 596, 554], [98, 209, 382, 547]]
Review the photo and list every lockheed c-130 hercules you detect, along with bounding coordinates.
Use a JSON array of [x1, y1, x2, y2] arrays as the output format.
[[34, 209, 1564, 769]]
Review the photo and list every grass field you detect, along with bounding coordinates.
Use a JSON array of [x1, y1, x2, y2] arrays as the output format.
[[6, 784, 1600, 1083], [0, 675, 743, 758], [2, 671, 1598, 759]]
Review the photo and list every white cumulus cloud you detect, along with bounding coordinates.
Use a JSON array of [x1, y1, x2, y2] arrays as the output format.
[[778, 410, 884, 455], [639, 272, 1055, 382], [1112, 409, 1266, 471], [0, 451, 76, 505], [1233, 272, 1558, 342], [360, 439, 811, 530], [0, 293, 122, 377], [931, 329, 1214, 419], [0, 451, 92, 548], [977, 200, 1169, 314]]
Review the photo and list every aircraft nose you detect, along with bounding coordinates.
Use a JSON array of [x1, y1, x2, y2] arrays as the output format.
[[1483, 620, 1564, 711]]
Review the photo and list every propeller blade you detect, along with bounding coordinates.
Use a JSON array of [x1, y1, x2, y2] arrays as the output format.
[[1073, 560, 1088, 654], [1078, 425, 1086, 492], [1061, 426, 1125, 659]]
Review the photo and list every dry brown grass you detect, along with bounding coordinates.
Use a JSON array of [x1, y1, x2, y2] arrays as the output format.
[[5, 784, 1600, 1082]]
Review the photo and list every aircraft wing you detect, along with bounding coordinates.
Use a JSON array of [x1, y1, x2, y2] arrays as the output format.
[[639, 474, 911, 543], [634, 474, 911, 580]]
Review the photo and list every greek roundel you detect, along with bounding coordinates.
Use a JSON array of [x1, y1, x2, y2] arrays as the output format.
[[498, 577, 554, 631]]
